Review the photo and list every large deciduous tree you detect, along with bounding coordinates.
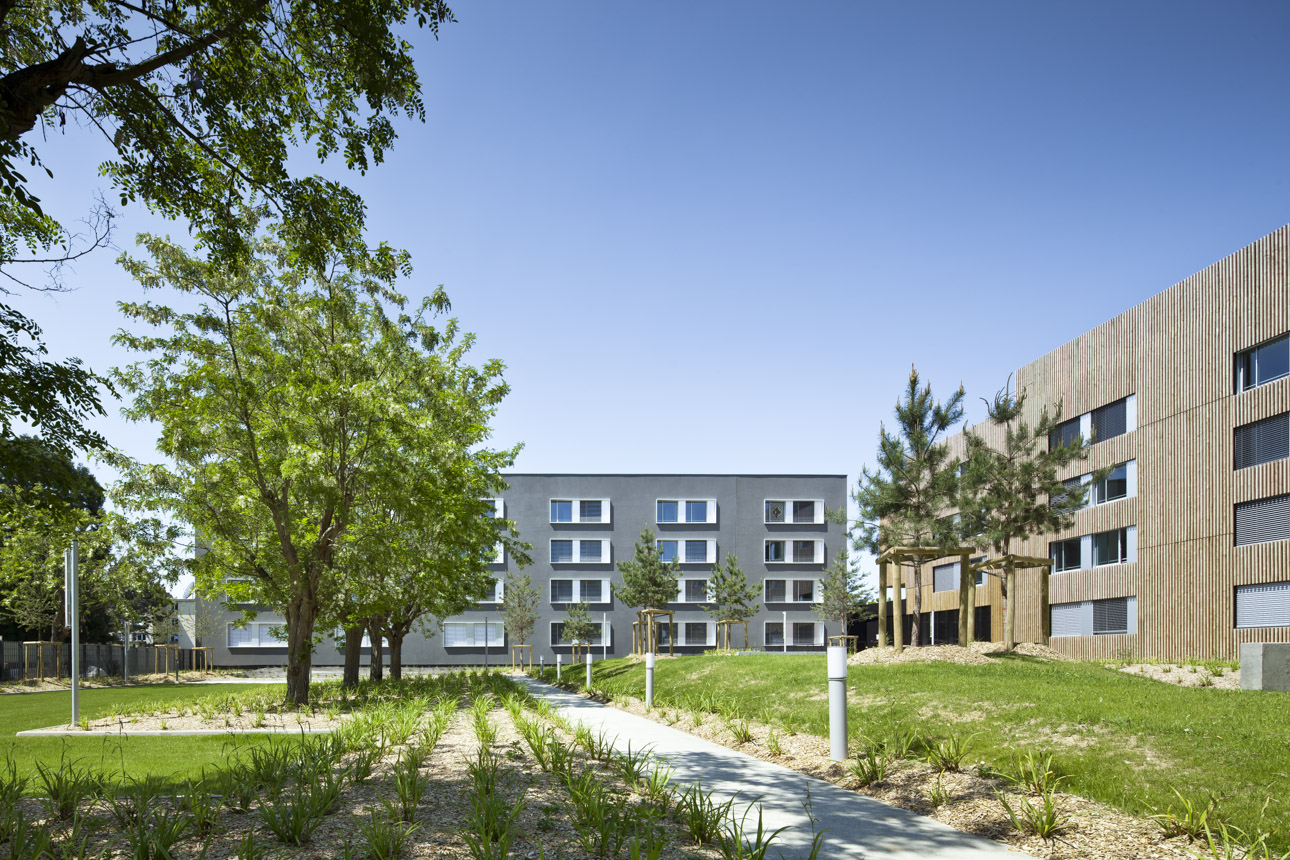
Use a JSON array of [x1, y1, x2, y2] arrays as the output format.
[[111, 227, 511, 704], [0, 0, 454, 474], [853, 367, 964, 648], [958, 380, 1094, 650]]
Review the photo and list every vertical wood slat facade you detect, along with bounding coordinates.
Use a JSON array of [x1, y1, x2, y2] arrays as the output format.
[[904, 225, 1290, 660]]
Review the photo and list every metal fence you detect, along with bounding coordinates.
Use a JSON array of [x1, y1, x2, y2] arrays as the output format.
[[0, 640, 209, 682]]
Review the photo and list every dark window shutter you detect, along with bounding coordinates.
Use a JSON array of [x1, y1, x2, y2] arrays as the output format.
[[1235, 494, 1290, 546], [1234, 412, 1289, 470], [1093, 597, 1128, 634], [1091, 398, 1128, 442]]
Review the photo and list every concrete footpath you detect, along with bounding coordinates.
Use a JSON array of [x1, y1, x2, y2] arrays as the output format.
[[516, 677, 1036, 860]]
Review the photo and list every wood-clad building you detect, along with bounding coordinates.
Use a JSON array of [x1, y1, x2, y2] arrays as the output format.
[[900, 225, 1290, 660]]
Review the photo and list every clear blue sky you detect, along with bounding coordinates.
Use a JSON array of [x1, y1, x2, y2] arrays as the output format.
[[10, 1, 1290, 579]]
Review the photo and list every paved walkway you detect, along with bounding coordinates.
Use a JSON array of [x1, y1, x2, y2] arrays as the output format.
[[516, 677, 1037, 860]]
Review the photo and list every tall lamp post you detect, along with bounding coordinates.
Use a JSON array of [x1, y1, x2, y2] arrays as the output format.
[[64, 540, 80, 725]]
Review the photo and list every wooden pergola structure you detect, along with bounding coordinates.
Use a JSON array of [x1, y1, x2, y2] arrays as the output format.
[[631, 608, 675, 656], [827, 634, 860, 653], [510, 644, 533, 671], [22, 641, 60, 681], [969, 554, 1056, 647], [192, 646, 215, 672], [874, 546, 977, 652], [714, 619, 750, 651], [153, 643, 179, 677]]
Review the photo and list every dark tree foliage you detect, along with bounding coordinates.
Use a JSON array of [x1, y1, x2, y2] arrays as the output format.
[[0, 434, 104, 510], [852, 367, 964, 648]]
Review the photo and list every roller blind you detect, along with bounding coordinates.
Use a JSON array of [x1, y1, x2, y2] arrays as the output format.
[[1093, 597, 1128, 634], [1235, 581, 1290, 628], [1235, 494, 1290, 546], [932, 562, 959, 593], [1050, 602, 1085, 638], [1234, 413, 1289, 470]]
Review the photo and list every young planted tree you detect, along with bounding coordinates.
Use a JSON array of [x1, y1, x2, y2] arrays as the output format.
[[702, 554, 759, 649], [561, 601, 598, 646], [959, 381, 1095, 650], [112, 227, 512, 704], [853, 367, 965, 649], [500, 571, 540, 647], [614, 528, 681, 611], [813, 549, 874, 640]]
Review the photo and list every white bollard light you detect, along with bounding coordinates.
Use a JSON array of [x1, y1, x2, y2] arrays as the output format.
[[556, 654, 562, 681], [827, 645, 848, 762], [645, 652, 655, 710], [540, 655, 545, 676], [585, 652, 593, 688]]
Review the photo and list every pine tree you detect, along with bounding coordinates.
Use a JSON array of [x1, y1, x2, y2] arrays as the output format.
[[561, 601, 598, 645], [500, 571, 540, 646], [703, 554, 759, 648], [959, 379, 1096, 650], [853, 367, 965, 649], [813, 549, 874, 638], [614, 528, 681, 610]]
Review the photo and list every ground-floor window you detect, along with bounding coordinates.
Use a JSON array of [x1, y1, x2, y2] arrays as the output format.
[[1235, 581, 1290, 628], [227, 622, 287, 648], [443, 622, 505, 647], [550, 620, 608, 646], [1051, 596, 1137, 637]]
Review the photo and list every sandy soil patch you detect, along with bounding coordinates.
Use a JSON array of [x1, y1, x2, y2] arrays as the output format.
[[607, 692, 1198, 860], [848, 641, 1074, 667], [1113, 663, 1241, 690]]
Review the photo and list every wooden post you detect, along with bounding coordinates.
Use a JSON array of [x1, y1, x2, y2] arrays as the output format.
[[877, 561, 888, 648], [892, 564, 904, 653], [1039, 564, 1051, 646], [957, 552, 972, 646], [1004, 559, 1017, 652]]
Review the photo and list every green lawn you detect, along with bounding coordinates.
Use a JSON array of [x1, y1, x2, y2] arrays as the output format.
[[2, 683, 289, 788], [585, 653, 1290, 849]]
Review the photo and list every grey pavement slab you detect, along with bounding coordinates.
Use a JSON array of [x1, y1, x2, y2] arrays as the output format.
[[515, 677, 1037, 860]]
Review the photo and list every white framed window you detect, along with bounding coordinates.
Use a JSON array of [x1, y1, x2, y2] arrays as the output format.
[[443, 621, 504, 647], [1057, 461, 1136, 509], [657, 539, 715, 564], [485, 499, 505, 564], [550, 620, 609, 646], [931, 560, 985, 592], [764, 499, 824, 524], [1051, 538, 1083, 572], [331, 628, 372, 647], [550, 539, 611, 564], [550, 498, 611, 524], [227, 622, 287, 648], [765, 539, 823, 564], [792, 621, 823, 647], [1092, 526, 1136, 566], [763, 621, 784, 647], [679, 578, 710, 603], [764, 578, 821, 603], [656, 499, 717, 524], [1049, 397, 1137, 449], [550, 578, 610, 604]]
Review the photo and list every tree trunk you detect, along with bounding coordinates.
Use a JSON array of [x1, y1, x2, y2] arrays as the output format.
[[367, 620, 384, 682], [1004, 561, 1017, 652], [1039, 565, 1051, 646], [342, 625, 363, 689], [967, 570, 977, 643], [910, 563, 923, 647], [877, 562, 888, 648], [388, 633, 403, 681], [285, 599, 317, 706], [957, 552, 972, 646]]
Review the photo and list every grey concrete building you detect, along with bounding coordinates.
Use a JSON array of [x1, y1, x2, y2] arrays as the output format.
[[185, 473, 847, 668]]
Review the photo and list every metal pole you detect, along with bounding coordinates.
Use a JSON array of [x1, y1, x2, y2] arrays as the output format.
[[556, 654, 562, 682], [122, 621, 129, 684], [585, 652, 592, 688], [540, 655, 544, 677], [827, 644, 848, 761], [645, 652, 655, 710], [66, 541, 79, 725], [782, 610, 788, 653], [483, 616, 488, 670], [602, 613, 608, 662]]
